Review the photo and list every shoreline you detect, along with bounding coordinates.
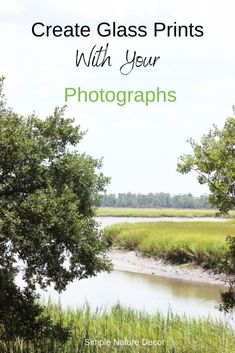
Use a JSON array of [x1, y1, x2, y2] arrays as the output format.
[[108, 249, 230, 286], [97, 207, 235, 219]]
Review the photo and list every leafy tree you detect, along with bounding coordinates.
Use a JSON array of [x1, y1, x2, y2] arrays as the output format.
[[101, 192, 209, 208], [177, 109, 235, 312], [177, 114, 235, 216], [0, 76, 111, 342]]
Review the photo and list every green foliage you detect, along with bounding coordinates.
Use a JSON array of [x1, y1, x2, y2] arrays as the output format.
[[218, 235, 235, 313], [101, 192, 210, 209], [0, 273, 69, 343], [218, 287, 235, 313], [0, 76, 111, 341], [177, 115, 235, 216], [177, 109, 235, 312], [1, 304, 234, 353], [97, 207, 235, 218], [104, 221, 235, 272]]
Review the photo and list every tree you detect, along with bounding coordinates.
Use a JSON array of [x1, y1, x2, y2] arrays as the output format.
[[101, 192, 209, 208], [0, 76, 111, 342], [177, 109, 235, 312], [177, 114, 235, 216]]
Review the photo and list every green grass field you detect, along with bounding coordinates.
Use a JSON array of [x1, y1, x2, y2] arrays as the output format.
[[97, 207, 235, 218], [2, 304, 234, 353], [104, 221, 235, 271]]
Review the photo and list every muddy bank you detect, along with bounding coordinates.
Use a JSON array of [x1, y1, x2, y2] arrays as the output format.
[[107, 249, 230, 286]]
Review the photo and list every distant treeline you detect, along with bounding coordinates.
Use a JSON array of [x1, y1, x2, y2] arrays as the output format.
[[101, 192, 210, 209]]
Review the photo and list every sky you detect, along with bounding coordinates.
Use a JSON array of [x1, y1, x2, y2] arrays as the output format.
[[0, 0, 235, 195]]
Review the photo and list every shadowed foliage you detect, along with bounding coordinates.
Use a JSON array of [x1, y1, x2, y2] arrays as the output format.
[[0, 76, 111, 343]]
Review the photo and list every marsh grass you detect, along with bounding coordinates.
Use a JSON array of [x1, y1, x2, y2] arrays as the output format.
[[104, 221, 235, 271], [97, 207, 235, 218], [1, 304, 235, 353]]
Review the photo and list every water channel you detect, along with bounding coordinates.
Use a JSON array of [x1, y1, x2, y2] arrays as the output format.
[[41, 216, 234, 324]]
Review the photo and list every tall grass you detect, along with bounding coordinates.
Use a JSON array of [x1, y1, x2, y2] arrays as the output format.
[[104, 221, 235, 272], [97, 207, 235, 218], [1, 304, 235, 353]]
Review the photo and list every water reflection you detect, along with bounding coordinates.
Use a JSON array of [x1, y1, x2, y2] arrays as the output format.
[[124, 271, 223, 302], [41, 270, 228, 321], [97, 216, 228, 228], [39, 216, 233, 325]]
